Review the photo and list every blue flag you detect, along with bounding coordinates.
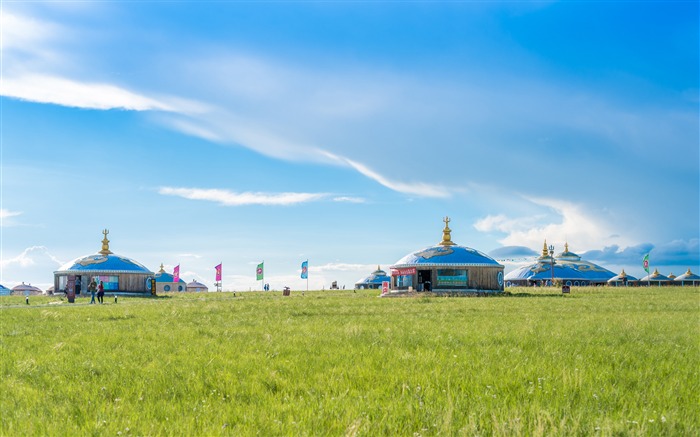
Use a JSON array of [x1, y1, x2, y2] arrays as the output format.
[[301, 260, 308, 279]]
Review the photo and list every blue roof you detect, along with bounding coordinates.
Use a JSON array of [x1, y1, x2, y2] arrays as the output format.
[[0, 284, 10, 296], [392, 245, 501, 268], [155, 272, 186, 283], [56, 253, 153, 275], [505, 259, 615, 282], [355, 268, 391, 285]]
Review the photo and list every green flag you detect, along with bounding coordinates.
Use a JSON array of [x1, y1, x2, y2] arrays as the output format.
[[642, 254, 649, 273], [256, 262, 264, 281]]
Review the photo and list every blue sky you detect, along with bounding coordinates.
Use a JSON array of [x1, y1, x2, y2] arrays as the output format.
[[1, 1, 698, 291]]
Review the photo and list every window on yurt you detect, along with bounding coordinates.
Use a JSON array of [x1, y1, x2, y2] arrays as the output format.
[[437, 269, 468, 288]]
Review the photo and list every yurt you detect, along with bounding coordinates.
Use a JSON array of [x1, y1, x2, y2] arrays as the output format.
[[54, 230, 154, 294], [388, 217, 504, 294], [154, 264, 187, 293], [639, 269, 672, 286], [607, 269, 638, 286], [186, 280, 208, 292], [504, 242, 615, 287], [673, 269, 700, 286], [355, 266, 391, 289], [11, 282, 43, 295]]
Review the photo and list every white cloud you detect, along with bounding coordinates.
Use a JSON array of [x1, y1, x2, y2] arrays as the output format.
[[0, 209, 22, 225], [0, 246, 64, 269], [310, 263, 383, 273], [333, 196, 366, 204], [158, 187, 327, 206], [474, 197, 633, 252]]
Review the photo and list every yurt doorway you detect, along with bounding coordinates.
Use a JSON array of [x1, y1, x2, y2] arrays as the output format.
[[418, 270, 432, 291]]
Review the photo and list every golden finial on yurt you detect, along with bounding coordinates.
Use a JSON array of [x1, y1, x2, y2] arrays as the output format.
[[652, 268, 660, 277], [541, 240, 549, 258], [99, 229, 113, 255], [564, 242, 569, 253], [620, 269, 627, 278], [439, 216, 455, 246], [159, 263, 165, 273]]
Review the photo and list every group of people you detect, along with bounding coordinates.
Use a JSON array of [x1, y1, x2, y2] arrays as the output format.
[[88, 279, 104, 304]]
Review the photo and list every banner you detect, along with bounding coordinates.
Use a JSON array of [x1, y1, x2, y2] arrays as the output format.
[[215, 263, 222, 281], [643, 254, 650, 273], [301, 260, 308, 279], [391, 267, 416, 276], [173, 265, 180, 283], [256, 262, 264, 281]]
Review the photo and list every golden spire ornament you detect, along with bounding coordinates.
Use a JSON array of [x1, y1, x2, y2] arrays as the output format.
[[99, 229, 113, 255], [439, 216, 456, 246]]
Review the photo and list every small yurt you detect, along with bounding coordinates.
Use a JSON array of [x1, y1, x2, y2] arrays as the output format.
[[607, 269, 638, 287], [154, 264, 187, 293], [355, 266, 391, 289], [186, 280, 208, 292], [389, 217, 504, 294], [674, 269, 700, 286], [12, 282, 43, 295], [639, 269, 672, 286]]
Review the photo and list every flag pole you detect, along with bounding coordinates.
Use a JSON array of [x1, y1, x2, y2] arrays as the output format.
[[306, 260, 309, 295]]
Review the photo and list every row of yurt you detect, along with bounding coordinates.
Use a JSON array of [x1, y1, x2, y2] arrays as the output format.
[[504, 242, 615, 287], [609, 268, 700, 286]]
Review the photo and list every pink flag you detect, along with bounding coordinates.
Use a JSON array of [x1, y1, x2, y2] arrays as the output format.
[[215, 263, 222, 281], [173, 265, 180, 283]]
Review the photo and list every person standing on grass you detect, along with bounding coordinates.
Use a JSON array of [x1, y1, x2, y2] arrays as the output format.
[[97, 281, 104, 304], [88, 279, 97, 304]]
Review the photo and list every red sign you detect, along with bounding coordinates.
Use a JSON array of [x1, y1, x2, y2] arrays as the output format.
[[391, 267, 416, 276], [381, 281, 389, 294]]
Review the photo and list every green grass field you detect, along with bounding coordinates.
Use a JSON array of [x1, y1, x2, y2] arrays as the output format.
[[1, 287, 698, 436]]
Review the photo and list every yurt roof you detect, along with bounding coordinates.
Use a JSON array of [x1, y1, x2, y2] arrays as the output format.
[[639, 268, 671, 282], [355, 265, 391, 285], [12, 283, 43, 293], [607, 270, 638, 282], [154, 264, 186, 283], [674, 268, 700, 281], [187, 280, 207, 288], [55, 230, 153, 275]]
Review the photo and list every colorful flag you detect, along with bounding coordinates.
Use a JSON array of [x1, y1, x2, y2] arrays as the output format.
[[643, 254, 650, 273], [256, 262, 264, 281], [301, 260, 308, 279], [173, 265, 180, 283], [215, 263, 222, 282]]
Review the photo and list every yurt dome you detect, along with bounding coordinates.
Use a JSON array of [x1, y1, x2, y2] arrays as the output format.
[[504, 241, 615, 287], [0, 284, 11, 296], [355, 266, 391, 289], [186, 280, 208, 292], [54, 230, 154, 294], [639, 268, 671, 284], [607, 269, 638, 286], [11, 282, 43, 295], [674, 268, 700, 285], [389, 217, 504, 294]]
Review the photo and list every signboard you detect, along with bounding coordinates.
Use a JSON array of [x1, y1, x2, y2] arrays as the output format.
[[67, 275, 76, 303], [391, 267, 416, 276], [148, 277, 157, 295], [381, 281, 389, 295], [562, 285, 571, 294]]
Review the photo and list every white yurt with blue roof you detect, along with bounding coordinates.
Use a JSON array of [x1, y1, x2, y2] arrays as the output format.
[[54, 230, 154, 294], [154, 263, 187, 292], [389, 217, 504, 294], [355, 266, 391, 290]]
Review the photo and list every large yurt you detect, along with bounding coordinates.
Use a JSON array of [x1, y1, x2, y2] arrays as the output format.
[[607, 269, 638, 287], [674, 268, 700, 286], [504, 242, 615, 287], [54, 230, 154, 294], [388, 217, 504, 294], [154, 264, 187, 293], [355, 265, 391, 290]]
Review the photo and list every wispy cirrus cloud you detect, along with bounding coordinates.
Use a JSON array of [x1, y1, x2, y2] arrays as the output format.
[[333, 196, 366, 204], [158, 187, 327, 206]]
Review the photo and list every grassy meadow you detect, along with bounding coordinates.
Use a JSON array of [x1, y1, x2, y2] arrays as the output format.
[[1, 286, 698, 436]]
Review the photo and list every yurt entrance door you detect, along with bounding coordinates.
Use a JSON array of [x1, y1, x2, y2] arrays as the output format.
[[418, 270, 432, 291]]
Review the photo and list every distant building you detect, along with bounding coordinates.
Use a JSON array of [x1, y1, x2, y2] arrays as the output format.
[[355, 266, 391, 290], [388, 217, 504, 294], [154, 264, 187, 293], [54, 230, 154, 294], [186, 280, 208, 292], [505, 242, 615, 287], [0, 284, 11, 296], [11, 282, 43, 295]]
